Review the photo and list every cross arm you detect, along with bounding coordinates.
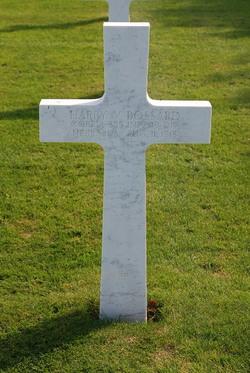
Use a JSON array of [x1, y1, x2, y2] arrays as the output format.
[[39, 98, 105, 145], [142, 98, 212, 146]]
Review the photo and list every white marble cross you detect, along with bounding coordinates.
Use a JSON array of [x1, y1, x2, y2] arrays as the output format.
[[107, 0, 132, 21], [40, 23, 212, 322]]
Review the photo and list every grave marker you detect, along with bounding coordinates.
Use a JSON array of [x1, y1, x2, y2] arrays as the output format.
[[40, 23, 212, 322], [107, 0, 132, 21]]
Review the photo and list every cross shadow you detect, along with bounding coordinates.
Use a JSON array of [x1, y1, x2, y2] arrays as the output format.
[[229, 88, 250, 110], [208, 70, 248, 84], [210, 29, 250, 40], [0, 17, 107, 33], [207, 87, 250, 111], [151, 0, 250, 39], [0, 92, 104, 121], [0, 310, 109, 370], [0, 105, 38, 121]]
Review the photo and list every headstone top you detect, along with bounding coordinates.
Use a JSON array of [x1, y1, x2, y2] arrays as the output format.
[[107, 0, 133, 22], [104, 22, 150, 101]]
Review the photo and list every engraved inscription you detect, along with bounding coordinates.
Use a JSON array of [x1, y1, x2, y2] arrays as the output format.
[[71, 109, 180, 141]]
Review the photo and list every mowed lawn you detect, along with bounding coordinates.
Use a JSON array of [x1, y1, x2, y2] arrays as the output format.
[[0, 0, 249, 372]]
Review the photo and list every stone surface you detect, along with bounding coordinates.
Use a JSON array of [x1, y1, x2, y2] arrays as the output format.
[[40, 22, 212, 322], [107, 0, 132, 22]]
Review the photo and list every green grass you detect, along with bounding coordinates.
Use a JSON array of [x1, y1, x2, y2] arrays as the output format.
[[0, 0, 249, 371]]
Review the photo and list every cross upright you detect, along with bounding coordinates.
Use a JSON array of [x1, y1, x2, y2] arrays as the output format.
[[40, 22, 212, 322], [107, 0, 132, 21]]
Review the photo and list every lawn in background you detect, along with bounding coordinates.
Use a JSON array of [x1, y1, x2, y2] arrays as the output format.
[[0, 0, 249, 372]]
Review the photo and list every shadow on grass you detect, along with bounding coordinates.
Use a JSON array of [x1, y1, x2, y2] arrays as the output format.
[[208, 88, 250, 111], [151, 0, 250, 39], [0, 106, 38, 121], [229, 88, 250, 110], [0, 310, 108, 370], [208, 70, 247, 84], [210, 29, 250, 39], [0, 92, 104, 121], [0, 17, 107, 33]]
